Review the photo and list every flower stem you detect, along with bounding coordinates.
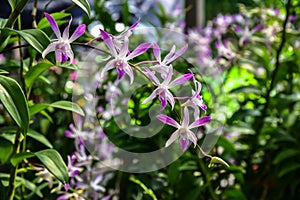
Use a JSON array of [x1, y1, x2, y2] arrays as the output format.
[[7, 130, 22, 200]]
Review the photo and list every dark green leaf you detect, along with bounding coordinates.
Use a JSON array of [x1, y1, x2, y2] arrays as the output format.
[[29, 103, 48, 116], [5, 28, 50, 54], [27, 129, 53, 148], [0, 69, 9, 74], [0, 75, 29, 134], [51, 101, 84, 116], [0, 18, 8, 28], [8, 0, 18, 10], [273, 149, 300, 165], [37, 13, 70, 29], [278, 163, 300, 178], [35, 149, 69, 184], [25, 62, 54, 89], [10, 152, 35, 166], [0, 138, 13, 164], [71, 0, 91, 17]]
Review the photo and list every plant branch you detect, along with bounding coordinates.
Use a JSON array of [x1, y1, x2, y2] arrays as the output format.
[[255, 0, 292, 134], [7, 130, 22, 200]]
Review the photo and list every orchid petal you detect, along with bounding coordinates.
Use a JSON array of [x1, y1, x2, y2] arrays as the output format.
[[42, 42, 56, 58], [143, 67, 160, 85], [119, 37, 129, 58], [187, 130, 197, 147], [100, 60, 115, 78], [167, 44, 188, 64], [124, 64, 134, 84], [182, 107, 190, 127], [55, 51, 63, 63], [153, 43, 161, 63], [66, 49, 75, 64], [163, 45, 175, 63], [179, 138, 189, 151], [61, 53, 68, 64], [62, 18, 72, 40], [234, 26, 242, 33], [128, 18, 140, 31], [165, 90, 175, 109], [189, 116, 211, 129], [100, 29, 117, 56], [69, 24, 86, 42], [127, 42, 152, 60], [162, 65, 173, 85], [169, 73, 193, 87], [157, 114, 180, 128], [165, 130, 180, 147], [159, 96, 167, 110], [45, 13, 61, 38], [142, 89, 158, 104]]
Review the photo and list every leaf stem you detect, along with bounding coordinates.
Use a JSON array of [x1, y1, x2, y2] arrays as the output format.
[[255, 0, 292, 134], [7, 130, 22, 200]]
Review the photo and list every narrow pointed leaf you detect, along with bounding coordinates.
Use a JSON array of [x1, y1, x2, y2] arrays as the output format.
[[0, 138, 13, 164], [27, 129, 53, 148], [5, 28, 50, 54], [51, 101, 84, 116], [208, 156, 230, 168], [0, 75, 29, 134], [25, 62, 54, 89], [71, 0, 91, 17], [10, 152, 35, 166], [35, 149, 69, 184]]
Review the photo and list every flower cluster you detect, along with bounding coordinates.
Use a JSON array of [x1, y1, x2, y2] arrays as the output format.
[[36, 11, 212, 199]]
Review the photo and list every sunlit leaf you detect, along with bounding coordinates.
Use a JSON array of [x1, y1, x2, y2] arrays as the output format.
[[35, 149, 69, 184], [10, 152, 35, 166], [0, 75, 29, 134], [27, 129, 53, 148], [71, 0, 91, 17]]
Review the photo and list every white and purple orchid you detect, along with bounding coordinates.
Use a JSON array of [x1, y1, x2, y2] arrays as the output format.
[[142, 66, 193, 110], [151, 43, 188, 78], [157, 107, 211, 151], [181, 80, 207, 120], [100, 29, 152, 84], [42, 13, 86, 64]]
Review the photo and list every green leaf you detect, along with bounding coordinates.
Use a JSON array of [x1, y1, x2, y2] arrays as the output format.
[[29, 103, 48, 116], [27, 129, 53, 148], [0, 75, 29, 134], [0, 69, 9, 74], [8, 0, 18, 10], [29, 101, 84, 116], [25, 62, 54, 89], [273, 149, 300, 165], [0, 173, 43, 198], [5, 28, 50, 54], [10, 152, 35, 166], [51, 101, 84, 116], [37, 13, 70, 29], [72, 0, 91, 17], [278, 163, 300, 178], [0, 138, 13, 164], [208, 156, 230, 168], [35, 149, 69, 184], [0, 18, 8, 28]]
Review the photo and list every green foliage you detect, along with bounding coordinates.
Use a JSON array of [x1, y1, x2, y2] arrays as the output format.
[[0, 75, 29, 134], [35, 149, 69, 184]]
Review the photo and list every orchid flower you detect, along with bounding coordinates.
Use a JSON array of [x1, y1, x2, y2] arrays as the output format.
[[100, 29, 152, 84], [182, 80, 207, 120], [42, 13, 86, 64], [112, 18, 140, 50], [234, 22, 264, 45], [152, 43, 188, 78], [142, 66, 193, 110], [157, 107, 211, 151]]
